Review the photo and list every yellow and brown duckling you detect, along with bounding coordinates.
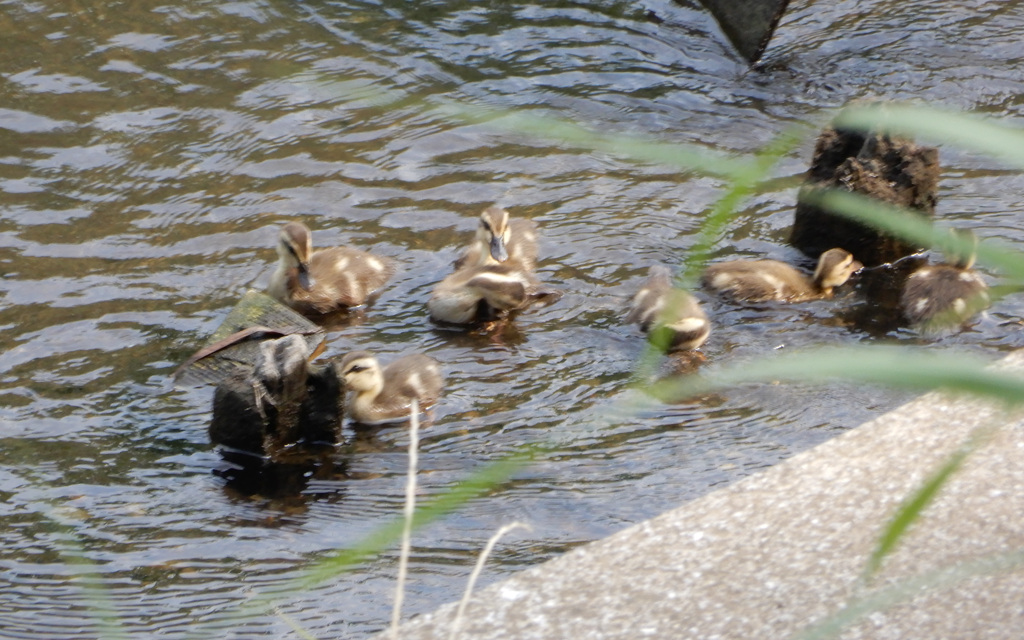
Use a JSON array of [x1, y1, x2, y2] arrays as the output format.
[[335, 351, 444, 425], [454, 205, 539, 270], [701, 248, 862, 303], [267, 221, 396, 316], [429, 206, 556, 324], [626, 265, 710, 351], [900, 229, 989, 332]]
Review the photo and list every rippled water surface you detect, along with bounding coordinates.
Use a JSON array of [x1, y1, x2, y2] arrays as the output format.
[[3, 0, 1024, 637]]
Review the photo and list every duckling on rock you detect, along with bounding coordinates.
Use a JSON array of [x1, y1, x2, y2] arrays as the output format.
[[701, 248, 862, 303], [428, 206, 556, 324], [626, 265, 710, 351], [267, 221, 396, 316], [900, 229, 989, 332], [335, 351, 444, 425], [209, 334, 344, 458]]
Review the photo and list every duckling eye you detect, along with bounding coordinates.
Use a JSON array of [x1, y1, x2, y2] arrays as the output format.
[[347, 364, 367, 374], [481, 220, 492, 233]]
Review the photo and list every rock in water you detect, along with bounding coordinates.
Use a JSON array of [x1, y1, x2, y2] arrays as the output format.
[[791, 112, 939, 267], [209, 335, 344, 460]]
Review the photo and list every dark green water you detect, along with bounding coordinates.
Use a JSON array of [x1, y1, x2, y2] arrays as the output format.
[[2, 0, 1023, 637]]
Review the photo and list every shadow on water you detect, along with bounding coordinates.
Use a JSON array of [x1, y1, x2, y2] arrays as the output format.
[[2, 0, 1024, 638]]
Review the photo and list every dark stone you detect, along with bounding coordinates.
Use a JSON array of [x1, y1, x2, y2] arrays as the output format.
[[694, 0, 791, 63], [209, 363, 344, 460], [791, 125, 940, 267], [837, 257, 927, 336]]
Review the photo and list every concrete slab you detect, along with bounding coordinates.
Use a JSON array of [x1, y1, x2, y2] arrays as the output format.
[[385, 350, 1024, 639]]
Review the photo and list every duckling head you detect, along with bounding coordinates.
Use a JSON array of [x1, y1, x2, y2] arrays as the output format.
[[473, 206, 511, 265], [254, 334, 310, 388], [945, 228, 978, 269], [252, 334, 310, 430], [336, 350, 384, 396], [812, 248, 863, 295], [278, 222, 315, 291]]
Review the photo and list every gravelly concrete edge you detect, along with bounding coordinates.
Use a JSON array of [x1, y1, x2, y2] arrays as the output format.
[[383, 350, 1024, 640]]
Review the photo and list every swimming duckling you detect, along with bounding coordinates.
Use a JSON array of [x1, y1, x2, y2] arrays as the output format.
[[455, 205, 538, 270], [335, 351, 444, 425], [429, 206, 556, 324], [429, 263, 543, 324], [626, 265, 710, 350], [267, 221, 396, 316], [900, 229, 989, 332], [702, 248, 862, 303]]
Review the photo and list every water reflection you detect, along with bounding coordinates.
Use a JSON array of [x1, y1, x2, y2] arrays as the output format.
[[2, 0, 1024, 638]]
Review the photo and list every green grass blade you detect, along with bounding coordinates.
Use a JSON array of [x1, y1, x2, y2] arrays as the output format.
[[791, 548, 1024, 640], [863, 445, 971, 580], [432, 101, 755, 179], [651, 345, 1024, 405], [805, 189, 1024, 280], [632, 126, 807, 379], [833, 103, 1024, 169], [293, 449, 533, 591], [678, 125, 807, 288]]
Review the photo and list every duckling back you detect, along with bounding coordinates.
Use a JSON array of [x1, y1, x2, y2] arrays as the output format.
[[627, 265, 710, 350], [428, 263, 534, 324], [702, 248, 860, 303], [900, 264, 988, 331], [297, 246, 396, 313], [702, 259, 816, 302]]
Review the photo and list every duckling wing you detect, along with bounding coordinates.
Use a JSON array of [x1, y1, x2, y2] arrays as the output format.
[[626, 267, 672, 329], [900, 266, 989, 328], [303, 248, 397, 311], [506, 219, 539, 271], [702, 260, 812, 302]]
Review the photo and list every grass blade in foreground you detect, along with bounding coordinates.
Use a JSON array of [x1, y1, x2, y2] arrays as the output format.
[[804, 189, 1024, 280], [833, 103, 1024, 170], [791, 548, 1024, 640], [862, 420, 999, 582], [649, 345, 1024, 405], [197, 450, 535, 638], [294, 449, 534, 591], [862, 443, 972, 581]]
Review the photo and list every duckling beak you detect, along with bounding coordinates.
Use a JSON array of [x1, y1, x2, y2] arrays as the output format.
[[489, 235, 509, 262], [851, 259, 865, 274], [297, 263, 314, 290]]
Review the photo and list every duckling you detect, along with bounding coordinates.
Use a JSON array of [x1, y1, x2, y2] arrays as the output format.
[[335, 351, 444, 425], [267, 221, 396, 316], [429, 263, 541, 324], [454, 205, 538, 270], [900, 229, 989, 332], [702, 248, 862, 303], [626, 265, 710, 350], [429, 206, 556, 324], [209, 334, 344, 457]]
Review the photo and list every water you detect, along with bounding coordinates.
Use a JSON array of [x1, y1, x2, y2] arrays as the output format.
[[2, 0, 1024, 637]]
